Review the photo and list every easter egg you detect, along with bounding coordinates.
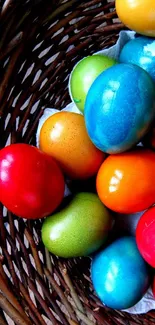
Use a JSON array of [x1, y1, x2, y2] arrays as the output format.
[[120, 36, 155, 81], [0, 144, 65, 219], [91, 237, 150, 310], [69, 55, 117, 113], [116, 0, 155, 37], [41, 192, 113, 258], [136, 206, 155, 267], [96, 149, 155, 214], [84, 63, 155, 154], [39, 111, 105, 179]]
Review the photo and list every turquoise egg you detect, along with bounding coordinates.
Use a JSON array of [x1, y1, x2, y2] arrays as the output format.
[[120, 36, 155, 82], [84, 63, 155, 154], [91, 237, 150, 310]]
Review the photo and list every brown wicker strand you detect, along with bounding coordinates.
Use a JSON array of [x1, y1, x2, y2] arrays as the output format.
[[60, 263, 85, 313], [44, 267, 78, 323], [0, 292, 31, 325]]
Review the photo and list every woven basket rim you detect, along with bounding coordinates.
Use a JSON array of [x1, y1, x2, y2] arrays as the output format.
[[0, 1, 154, 324]]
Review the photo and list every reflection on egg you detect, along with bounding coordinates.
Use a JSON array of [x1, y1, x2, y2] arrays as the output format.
[[84, 63, 155, 154], [39, 111, 105, 179], [120, 37, 155, 81], [96, 149, 155, 214], [136, 206, 155, 268], [69, 55, 117, 113], [91, 237, 150, 310], [116, 0, 155, 37], [42, 192, 114, 258]]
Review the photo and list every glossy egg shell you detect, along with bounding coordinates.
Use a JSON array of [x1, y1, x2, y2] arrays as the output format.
[[96, 149, 155, 214], [120, 36, 155, 82], [91, 237, 150, 310], [69, 55, 117, 113], [84, 63, 155, 154], [42, 192, 114, 258], [0, 144, 65, 219], [39, 111, 105, 179], [116, 0, 155, 37], [136, 206, 155, 267]]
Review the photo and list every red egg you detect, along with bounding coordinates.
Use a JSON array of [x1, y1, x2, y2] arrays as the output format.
[[0, 144, 65, 219], [136, 206, 155, 267]]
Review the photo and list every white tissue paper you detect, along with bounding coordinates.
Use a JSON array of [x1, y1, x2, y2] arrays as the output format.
[[36, 30, 155, 314]]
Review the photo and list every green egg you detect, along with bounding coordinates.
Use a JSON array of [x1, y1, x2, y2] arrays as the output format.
[[41, 192, 114, 258], [69, 55, 117, 113]]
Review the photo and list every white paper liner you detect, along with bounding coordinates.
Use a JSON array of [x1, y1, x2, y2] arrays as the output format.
[[36, 30, 155, 314]]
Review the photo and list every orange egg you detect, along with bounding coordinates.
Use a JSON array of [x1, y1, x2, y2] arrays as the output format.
[[96, 149, 155, 214], [116, 0, 155, 37], [39, 112, 105, 179]]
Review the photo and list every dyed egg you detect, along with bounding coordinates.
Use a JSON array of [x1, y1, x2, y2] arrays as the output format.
[[42, 192, 113, 258], [91, 237, 150, 310], [116, 0, 155, 37], [39, 111, 105, 179], [96, 149, 155, 214], [136, 206, 155, 267], [120, 36, 155, 81], [84, 63, 155, 154], [69, 55, 117, 113], [0, 144, 65, 219]]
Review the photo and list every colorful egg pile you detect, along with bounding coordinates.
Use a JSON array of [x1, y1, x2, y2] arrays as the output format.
[[1, 0, 155, 313]]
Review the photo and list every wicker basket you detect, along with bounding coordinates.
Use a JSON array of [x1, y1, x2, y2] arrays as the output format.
[[0, 1, 155, 324]]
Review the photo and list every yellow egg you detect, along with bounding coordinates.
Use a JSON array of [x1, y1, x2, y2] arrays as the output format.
[[116, 0, 155, 37]]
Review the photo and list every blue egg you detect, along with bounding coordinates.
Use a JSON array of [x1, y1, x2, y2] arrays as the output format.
[[91, 237, 150, 310], [84, 63, 155, 154], [120, 37, 155, 82]]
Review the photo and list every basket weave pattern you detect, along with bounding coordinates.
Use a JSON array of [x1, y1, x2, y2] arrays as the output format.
[[0, 1, 154, 324]]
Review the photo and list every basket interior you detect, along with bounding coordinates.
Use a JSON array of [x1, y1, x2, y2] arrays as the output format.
[[0, 1, 155, 324]]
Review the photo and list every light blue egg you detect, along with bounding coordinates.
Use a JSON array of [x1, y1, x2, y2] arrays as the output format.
[[120, 36, 155, 82], [91, 237, 150, 310], [84, 63, 155, 154]]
